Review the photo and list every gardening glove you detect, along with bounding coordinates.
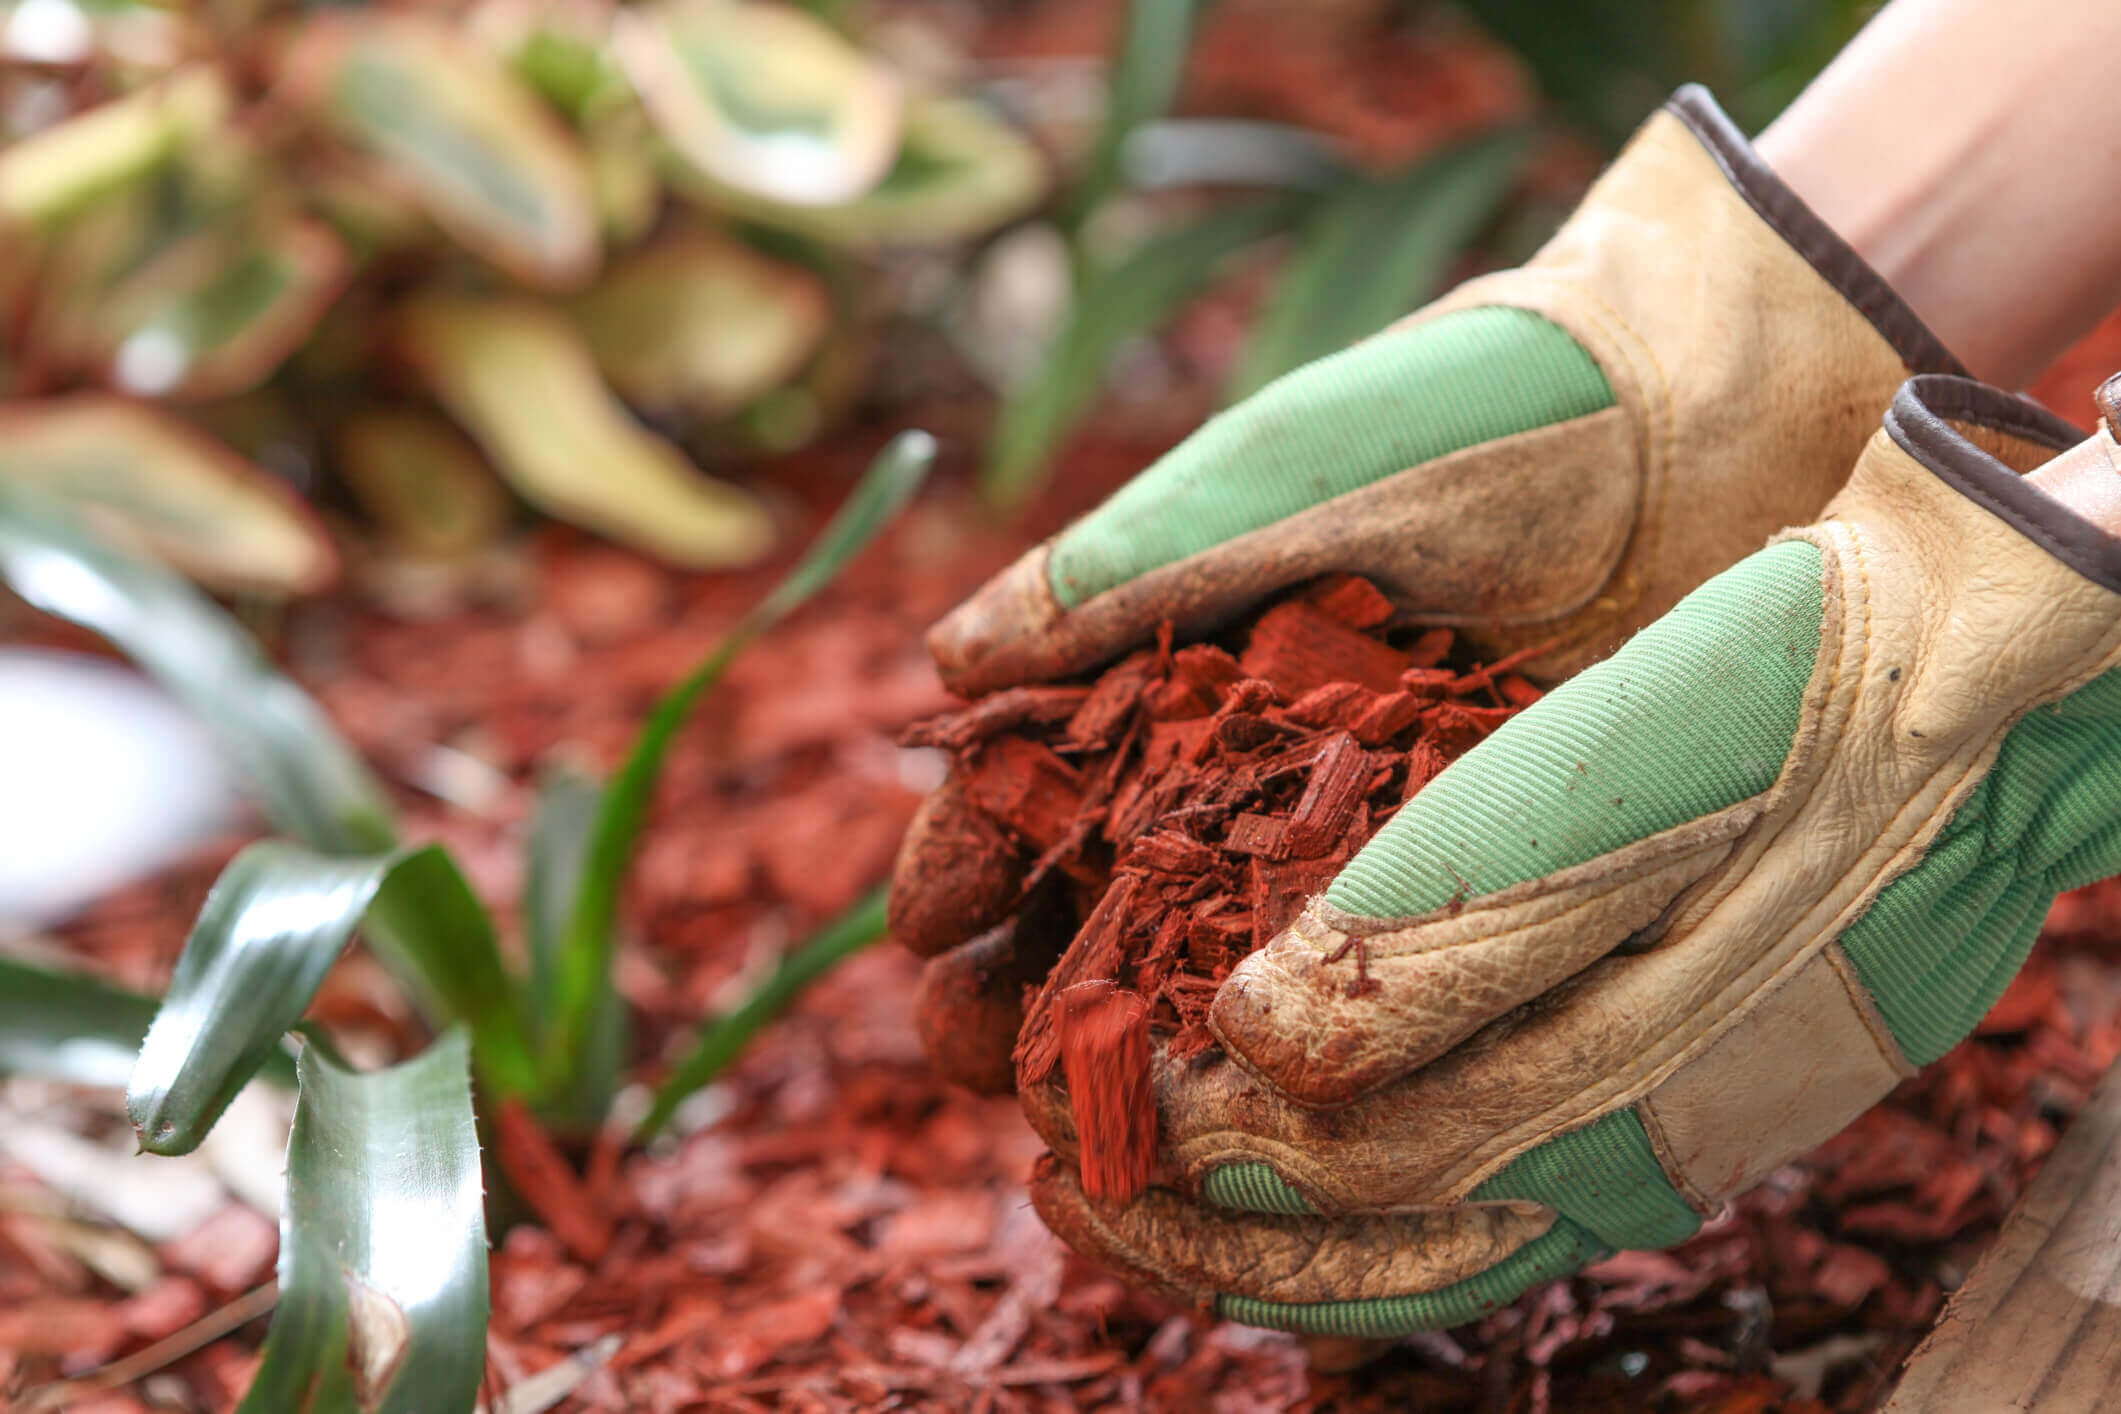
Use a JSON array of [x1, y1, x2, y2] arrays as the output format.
[[894, 84, 1965, 1083], [1024, 374, 2121, 1336]]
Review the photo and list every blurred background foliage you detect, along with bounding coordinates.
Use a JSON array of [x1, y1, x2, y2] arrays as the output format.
[[0, 0, 1874, 597]]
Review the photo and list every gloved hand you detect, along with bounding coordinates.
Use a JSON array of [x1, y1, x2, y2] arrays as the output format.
[[1023, 374, 2121, 1335], [894, 85, 1965, 1088]]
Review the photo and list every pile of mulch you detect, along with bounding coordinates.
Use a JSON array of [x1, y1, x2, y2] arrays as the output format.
[[896, 574, 1539, 1197]]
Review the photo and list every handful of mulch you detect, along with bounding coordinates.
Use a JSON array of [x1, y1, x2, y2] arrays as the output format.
[[894, 576, 1541, 1199]]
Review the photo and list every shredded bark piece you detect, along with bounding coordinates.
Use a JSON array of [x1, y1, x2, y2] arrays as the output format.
[[1058, 981, 1156, 1201]]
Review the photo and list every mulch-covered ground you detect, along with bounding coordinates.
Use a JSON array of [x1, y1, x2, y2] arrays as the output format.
[[10, 383, 2121, 1411], [12, 0, 2121, 1397]]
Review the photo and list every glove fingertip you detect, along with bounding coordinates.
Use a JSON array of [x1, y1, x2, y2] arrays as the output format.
[[928, 544, 1063, 695]]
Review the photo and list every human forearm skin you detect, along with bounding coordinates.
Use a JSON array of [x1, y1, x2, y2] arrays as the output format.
[[1757, 0, 2121, 390]]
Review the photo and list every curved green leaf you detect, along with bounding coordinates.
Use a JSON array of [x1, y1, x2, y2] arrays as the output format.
[[0, 956, 206, 1090], [0, 483, 389, 850], [1226, 128, 1527, 402], [336, 409, 512, 558], [615, 0, 903, 206], [544, 430, 933, 1067], [0, 956, 157, 1089], [1061, 0, 1207, 235], [0, 398, 337, 596], [401, 294, 776, 568], [81, 213, 349, 402], [0, 69, 228, 233], [984, 195, 1299, 505], [572, 233, 832, 417], [238, 1031, 487, 1414], [290, 14, 599, 288], [667, 96, 1047, 247], [128, 841, 535, 1155], [523, 767, 624, 1129], [636, 885, 883, 1139]]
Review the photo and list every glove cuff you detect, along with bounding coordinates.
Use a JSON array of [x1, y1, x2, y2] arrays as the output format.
[[1662, 85, 1964, 380]]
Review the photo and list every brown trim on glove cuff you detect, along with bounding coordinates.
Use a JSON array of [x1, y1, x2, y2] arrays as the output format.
[[1664, 85, 1967, 379], [1884, 374, 2121, 593]]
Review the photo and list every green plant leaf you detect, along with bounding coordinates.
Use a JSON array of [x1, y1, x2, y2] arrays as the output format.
[[636, 885, 883, 1139], [572, 232, 832, 418], [984, 195, 1298, 505], [0, 69, 228, 233], [1061, 0, 1208, 235], [522, 766, 624, 1130], [0, 482, 389, 850], [336, 408, 512, 559], [238, 1030, 487, 1414], [0, 397, 337, 596], [1226, 128, 1527, 402], [400, 293, 776, 568], [666, 96, 1047, 247], [289, 13, 600, 288], [615, 0, 904, 206], [70, 212, 350, 402], [128, 841, 535, 1156], [0, 956, 285, 1091], [544, 430, 933, 1070]]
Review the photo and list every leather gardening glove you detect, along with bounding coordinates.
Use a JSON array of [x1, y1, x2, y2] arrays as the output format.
[[1023, 375, 2121, 1336], [894, 85, 1965, 1088]]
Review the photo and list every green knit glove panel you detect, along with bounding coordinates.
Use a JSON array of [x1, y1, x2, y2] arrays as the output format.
[[1046, 306, 1613, 609], [1206, 1108, 1697, 1335], [1327, 538, 1826, 919], [1840, 664, 2121, 1065]]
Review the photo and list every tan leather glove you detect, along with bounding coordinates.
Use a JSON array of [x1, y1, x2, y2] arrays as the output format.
[[894, 86, 1965, 1090], [1024, 376, 2121, 1335]]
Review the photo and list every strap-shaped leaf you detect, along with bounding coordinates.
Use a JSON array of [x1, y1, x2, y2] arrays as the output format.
[[544, 430, 933, 1065], [287, 14, 599, 288], [636, 884, 884, 1138], [238, 1031, 487, 1414], [984, 196, 1300, 505], [1226, 128, 1528, 401], [572, 233, 832, 417], [0, 398, 337, 596], [0, 482, 386, 847], [401, 294, 776, 568], [1060, 0, 1206, 234], [666, 96, 1046, 247], [0, 954, 295, 1090], [129, 840, 535, 1155], [615, 0, 903, 206], [523, 767, 625, 1129]]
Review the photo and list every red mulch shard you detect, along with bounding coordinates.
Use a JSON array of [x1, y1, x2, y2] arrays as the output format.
[[1058, 981, 1156, 1202]]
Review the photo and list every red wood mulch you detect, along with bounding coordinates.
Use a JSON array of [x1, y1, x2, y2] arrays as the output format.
[[9, 411, 2121, 1413]]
